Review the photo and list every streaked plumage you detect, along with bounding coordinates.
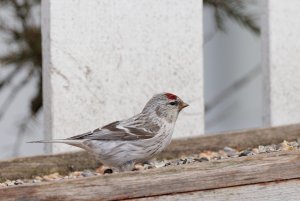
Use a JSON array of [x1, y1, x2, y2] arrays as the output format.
[[30, 93, 188, 171]]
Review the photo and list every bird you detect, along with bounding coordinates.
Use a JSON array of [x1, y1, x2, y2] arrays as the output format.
[[30, 92, 189, 171]]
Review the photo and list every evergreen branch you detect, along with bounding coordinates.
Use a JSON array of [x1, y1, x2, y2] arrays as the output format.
[[204, 0, 260, 35], [0, 67, 21, 89], [30, 72, 42, 116]]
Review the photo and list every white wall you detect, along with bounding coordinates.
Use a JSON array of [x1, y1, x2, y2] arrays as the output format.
[[42, 0, 204, 153], [262, 0, 300, 126]]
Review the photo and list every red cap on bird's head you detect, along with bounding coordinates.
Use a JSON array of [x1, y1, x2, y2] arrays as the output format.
[[164, 92, 189, 111], [164, 93, 177, 100]]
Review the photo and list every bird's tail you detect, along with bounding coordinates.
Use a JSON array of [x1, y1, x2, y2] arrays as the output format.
[[27, 139, 83, 145]]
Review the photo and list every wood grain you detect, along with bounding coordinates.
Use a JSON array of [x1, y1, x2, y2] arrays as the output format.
[[161, 123, 300, 159], [0, 123, 299, 181], [0, 151, 300, 201], [0, 151, 100, 181], [133, 179, 300, 201]]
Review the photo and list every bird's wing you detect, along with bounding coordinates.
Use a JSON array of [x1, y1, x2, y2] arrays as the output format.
[[67, 121, 155, 141]]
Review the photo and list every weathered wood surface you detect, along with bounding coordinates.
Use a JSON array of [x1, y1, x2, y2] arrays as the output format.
[[162, 123, 300, 159], [0, 123, 300, 181], [0, 151, 300, 201], [0, 151, 100, 182], [133, 179, 300, 201]]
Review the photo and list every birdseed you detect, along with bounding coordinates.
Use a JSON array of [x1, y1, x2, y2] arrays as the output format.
[[0, 140, 299, 188]]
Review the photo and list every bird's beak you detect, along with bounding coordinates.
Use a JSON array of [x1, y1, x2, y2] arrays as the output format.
[[179, 101, 189, 111]]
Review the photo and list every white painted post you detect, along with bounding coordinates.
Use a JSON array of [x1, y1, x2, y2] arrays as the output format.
[[42, 0, 204, 153], [262, 0, 300, 126]]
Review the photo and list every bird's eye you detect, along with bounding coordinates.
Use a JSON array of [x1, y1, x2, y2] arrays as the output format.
[[169, 101, 178, 106]]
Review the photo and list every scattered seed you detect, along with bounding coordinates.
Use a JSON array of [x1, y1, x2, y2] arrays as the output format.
[[96, 166, 109, 174], [81, 170, 96, 177], [14, 179, 24, 185], [0, 183, 6, 187], [133, 164, 144, 171], [239, 149, 253, 157], [252, 148, 259, 154], [1, 140, 299, 188], [224, 147, 239, 157], [194, 157, 209, 162], [104, 169, 113, 174], [258, 145, 266, 153], [32, 179, 41, 183]]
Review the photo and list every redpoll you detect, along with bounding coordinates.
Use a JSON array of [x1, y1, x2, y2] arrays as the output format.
[[30, 93, 188, 171]]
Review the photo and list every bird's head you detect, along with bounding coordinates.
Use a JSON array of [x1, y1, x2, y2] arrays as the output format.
[[142, 92, 189, 123]]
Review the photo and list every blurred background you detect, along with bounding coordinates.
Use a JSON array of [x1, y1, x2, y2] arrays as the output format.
[[0, 0, 261, 159]]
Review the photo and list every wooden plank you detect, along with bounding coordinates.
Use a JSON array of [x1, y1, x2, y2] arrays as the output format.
[[133, 179, 300, 201], [0, 123, 300, 181], [162, 123, 300, 159], [0, 151, 300, 201], [0, 152, 100, 182]]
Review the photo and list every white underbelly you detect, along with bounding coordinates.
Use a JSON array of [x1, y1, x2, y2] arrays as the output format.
[[83, 123, 175, 166]]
